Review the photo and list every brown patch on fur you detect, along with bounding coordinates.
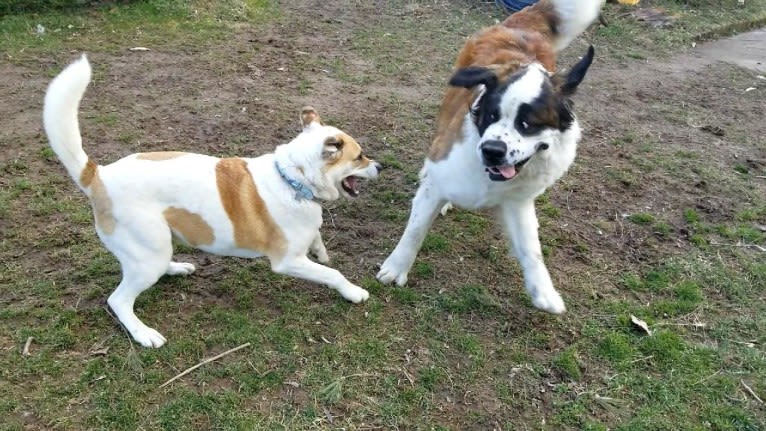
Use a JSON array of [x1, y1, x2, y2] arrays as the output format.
[[528, 82, 566, 130], [215, 158, 286, 258], [163, 207, 215, 246], [502, 0, 560, 44], [79, 159, 115, 233], [80, 159, 97, 187], [428, 2, 559, 161], [136, 151, 188, 161], [301, 106, 321, 128], [429, 88, 472, 161], [323, 133, 371, 169], [88, 168, 115, 234]]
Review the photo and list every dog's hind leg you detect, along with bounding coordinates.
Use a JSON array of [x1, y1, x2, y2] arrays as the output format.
[[101, 223, 174, 348], [377, 182, 446, 286], [272, 255, 369, 303], [309, 231, 330, 264], [499, 200, 566, 314]]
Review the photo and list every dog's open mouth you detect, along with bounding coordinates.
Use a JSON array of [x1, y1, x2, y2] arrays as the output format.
[[486, 156, 531, 182], [341, 176, 361, 197]]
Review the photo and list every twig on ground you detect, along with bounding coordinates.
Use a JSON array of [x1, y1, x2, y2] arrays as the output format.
[[655, 322, 707, 329], [693, 370, 722, 386], [741, 380, 764, 404], [710, 241, 766, 252], [629, 355, 653, 364], [159, 342, 252, 388], [22, 336, 33, 356]]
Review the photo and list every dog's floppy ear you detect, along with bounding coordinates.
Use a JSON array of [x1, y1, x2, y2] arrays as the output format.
[[322, 136, 343, 160], [557, 45, 594, 97], [449, 66, 498, 90], [301, 106, 322, 130]]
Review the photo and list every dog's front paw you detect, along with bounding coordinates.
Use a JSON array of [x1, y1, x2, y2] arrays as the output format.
[[338, 284, 370, 303], [313, 250, 330, 264], [530, 288, 566, 315], [166, 262, 196, 276], [376, 259, 409, 286], [440, 202, 453, 216], [132, 325, 168, 348]]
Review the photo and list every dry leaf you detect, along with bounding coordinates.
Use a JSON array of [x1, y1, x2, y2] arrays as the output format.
[[90, 347, 110, 356], [630, 314, 652, 335]]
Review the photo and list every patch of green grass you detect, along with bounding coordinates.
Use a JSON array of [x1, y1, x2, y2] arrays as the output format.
[[596, 331, 636, 365], [378, 152, 405, 170], [648, 280, 705, 317], [421, 233, 449, 253], [735, 206, 765, 222], [606, 167, 639, 187], [628, 212, 655, 225], [620, 263, 677, 291], [684, 208, 700, 223], [653, 221, 672, 237], [595, 0, 766, 58], [452, 210, 490, 235], [437, 285, 501, 316], [734, 163, 749, 174], [413, 261, 434, 279], [1, 0, 277, 58], [553, 347, 582, 380], [390, 286, 419, 305], [689, 233, 709, 247]]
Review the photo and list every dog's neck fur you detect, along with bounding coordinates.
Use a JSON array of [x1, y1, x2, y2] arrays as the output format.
[[273, 138, 336, 202], [274, 160, 315, 201]]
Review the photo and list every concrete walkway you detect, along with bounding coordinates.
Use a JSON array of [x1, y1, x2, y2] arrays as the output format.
[[696, 27, 766, 73]]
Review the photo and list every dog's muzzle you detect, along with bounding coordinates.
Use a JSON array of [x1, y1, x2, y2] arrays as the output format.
[[481, 140, 517, 181], [480, 140, 507, 167], [342, 161, 384, 197], [480, 140, 547, 182]]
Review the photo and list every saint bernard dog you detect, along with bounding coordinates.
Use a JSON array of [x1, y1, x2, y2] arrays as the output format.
[[43, 56, 382, 347], [377, 0, 604, 314]]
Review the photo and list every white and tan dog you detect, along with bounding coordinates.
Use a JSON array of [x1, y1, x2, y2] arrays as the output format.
[[44, 56, 382, 347], [377, 0, 604, 313]]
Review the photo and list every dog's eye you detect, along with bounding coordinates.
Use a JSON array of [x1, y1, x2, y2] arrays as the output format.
[[488, 111, 499, 122], [355, 153, 363, 161], [521, 121, 529, 130]]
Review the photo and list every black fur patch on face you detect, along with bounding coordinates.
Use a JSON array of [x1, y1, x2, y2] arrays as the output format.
[[513, 80, 575, 136], [471, 70, 575, 137], [470, 68, 527, 136]]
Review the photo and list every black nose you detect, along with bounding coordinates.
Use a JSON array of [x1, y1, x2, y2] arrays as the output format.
[[480, 140, 507, 166], [374, 162, 383, 173]]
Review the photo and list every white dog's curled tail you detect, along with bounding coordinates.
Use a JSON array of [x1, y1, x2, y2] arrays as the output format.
[[548, 0, 605, 51], [43, 54, 94, 193]]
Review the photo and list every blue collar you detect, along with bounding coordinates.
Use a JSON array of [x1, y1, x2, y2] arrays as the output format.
[[275, 161, 315, 201]]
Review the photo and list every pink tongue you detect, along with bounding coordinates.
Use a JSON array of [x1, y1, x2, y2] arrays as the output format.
[[346, 177, 359, 192], [498, 166, 517, 179]]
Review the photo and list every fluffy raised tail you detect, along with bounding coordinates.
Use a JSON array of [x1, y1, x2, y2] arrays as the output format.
[[548, 0, 604, 51], [43, 54, 94, 193]]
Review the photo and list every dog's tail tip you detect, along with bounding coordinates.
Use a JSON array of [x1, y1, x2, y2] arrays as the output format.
[[69, 52, 92, 77], [43, 53, 94, 192], [549, 0, 604, 51]]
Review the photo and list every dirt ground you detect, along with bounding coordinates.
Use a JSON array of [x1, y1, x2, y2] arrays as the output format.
[[3, 4, 763, 275], [1, 1, 765, 428]]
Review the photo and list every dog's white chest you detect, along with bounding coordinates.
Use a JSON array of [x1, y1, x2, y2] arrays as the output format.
[[424, 128, 578, 209]]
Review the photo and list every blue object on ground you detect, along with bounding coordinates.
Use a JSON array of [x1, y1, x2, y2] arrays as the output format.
[[495, 0, 539, 12]]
